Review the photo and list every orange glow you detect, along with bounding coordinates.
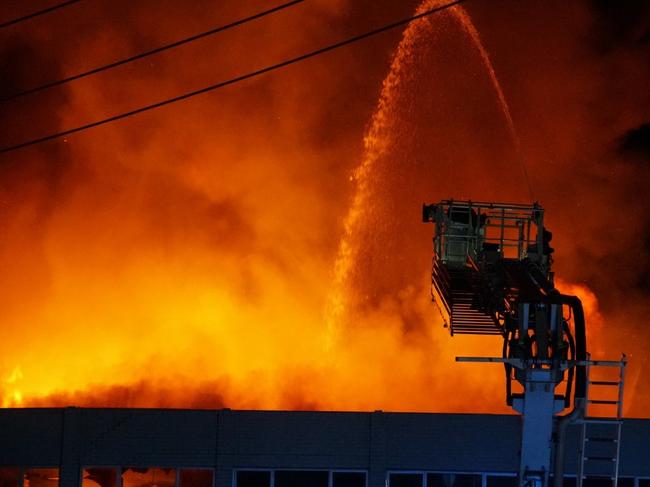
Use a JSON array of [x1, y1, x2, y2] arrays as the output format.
[[0, 1, 648, 417]]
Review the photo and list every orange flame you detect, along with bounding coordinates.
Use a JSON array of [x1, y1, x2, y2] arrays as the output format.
[[0, 0, 647, 417]]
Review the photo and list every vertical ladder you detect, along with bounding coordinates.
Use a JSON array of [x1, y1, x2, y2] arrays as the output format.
[[577, 355, 627, 487]]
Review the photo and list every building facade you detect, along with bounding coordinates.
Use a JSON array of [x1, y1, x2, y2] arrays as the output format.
[[0, 409, 649, 487]]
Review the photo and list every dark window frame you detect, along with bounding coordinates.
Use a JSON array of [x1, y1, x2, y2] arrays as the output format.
[[233, 469, 368, 487], [387, 469, 518, 487], [7, 466, 62, 487], [80, 466, 215, 487]]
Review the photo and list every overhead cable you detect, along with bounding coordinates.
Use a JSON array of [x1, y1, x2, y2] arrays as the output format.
[[0, 0, 84, 30], [0, 0, 467, 155], [2, 0, 305, 102]]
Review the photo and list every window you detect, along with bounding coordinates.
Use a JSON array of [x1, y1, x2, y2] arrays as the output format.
[[427, 474, 481, 487], [121, 468, 175, 487], [0, 468, 60, 487], [235, 470, 366, 487], [236, 471, 271, 487], [584, 478, 620, 487], [179, 470, 213, 487], [84, 467, 213, 487], [24, 469, 59, 487], [275, 471, 328, 487], [485, 476, 517, 487], [389, 473, 423, 487], [82, 468, 118, 487], [332, 472, 365, 487], [0, 468, 21, 487], [560, 477, 576, 487], [639, 480, 650, 487]]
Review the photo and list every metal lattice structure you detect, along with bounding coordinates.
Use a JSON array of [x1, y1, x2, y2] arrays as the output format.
[[422, 199, 605, 487], [423, 200, 554, 336]]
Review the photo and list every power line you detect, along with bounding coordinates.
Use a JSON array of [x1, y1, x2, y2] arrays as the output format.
[[0, 0, 84, 30], [0, 0, 468, 155], [2, 0, 305, 102]]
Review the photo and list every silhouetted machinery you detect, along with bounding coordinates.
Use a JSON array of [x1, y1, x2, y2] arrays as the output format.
[[422, 200, 626, 487]]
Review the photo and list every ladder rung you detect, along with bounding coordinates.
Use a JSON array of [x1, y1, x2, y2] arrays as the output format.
[[453, 320, 493, 323], [452, 319, 495, 323], [583, 418, 622, 425], [453, 324, 496, 327], [451, 311, 492, 320], [452, 326, 499, 331], [579, 478, 618, 481], [452, 322, 494, 326], [576, 478, 618, 483], [579, 357, 626, 485], [452, 318, 494, 322], [452, 330, 502, 335], [452, 317, 491, 320], [453, 324, 496, 328], [452, 317, 494, 321]]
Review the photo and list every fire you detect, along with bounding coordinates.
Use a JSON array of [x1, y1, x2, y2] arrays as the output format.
[[0, 1, 648, 416], [554, 278, 604, 335]]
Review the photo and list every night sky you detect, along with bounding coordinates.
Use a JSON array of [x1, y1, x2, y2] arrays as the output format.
[[0, 1, 649, 415]]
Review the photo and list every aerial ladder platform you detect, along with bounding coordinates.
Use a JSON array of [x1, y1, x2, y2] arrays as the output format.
[[422, 200, 627, 487]]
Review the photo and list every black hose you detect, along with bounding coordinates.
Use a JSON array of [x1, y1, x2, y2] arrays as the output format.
[[563, 321, 576, 408], [552, 294, 587, 487], [504, 328, 513, 405], [551, 294, 587, 399]]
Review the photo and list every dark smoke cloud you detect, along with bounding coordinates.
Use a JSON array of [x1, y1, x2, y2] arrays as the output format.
[[616, 122, 650, 297], [620, 123, 650, 162], [589, 0, 650, 49], [0, 34, 75, 322]]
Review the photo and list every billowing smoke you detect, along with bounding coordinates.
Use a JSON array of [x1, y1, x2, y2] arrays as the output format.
[[0, 0, 648, 416]]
